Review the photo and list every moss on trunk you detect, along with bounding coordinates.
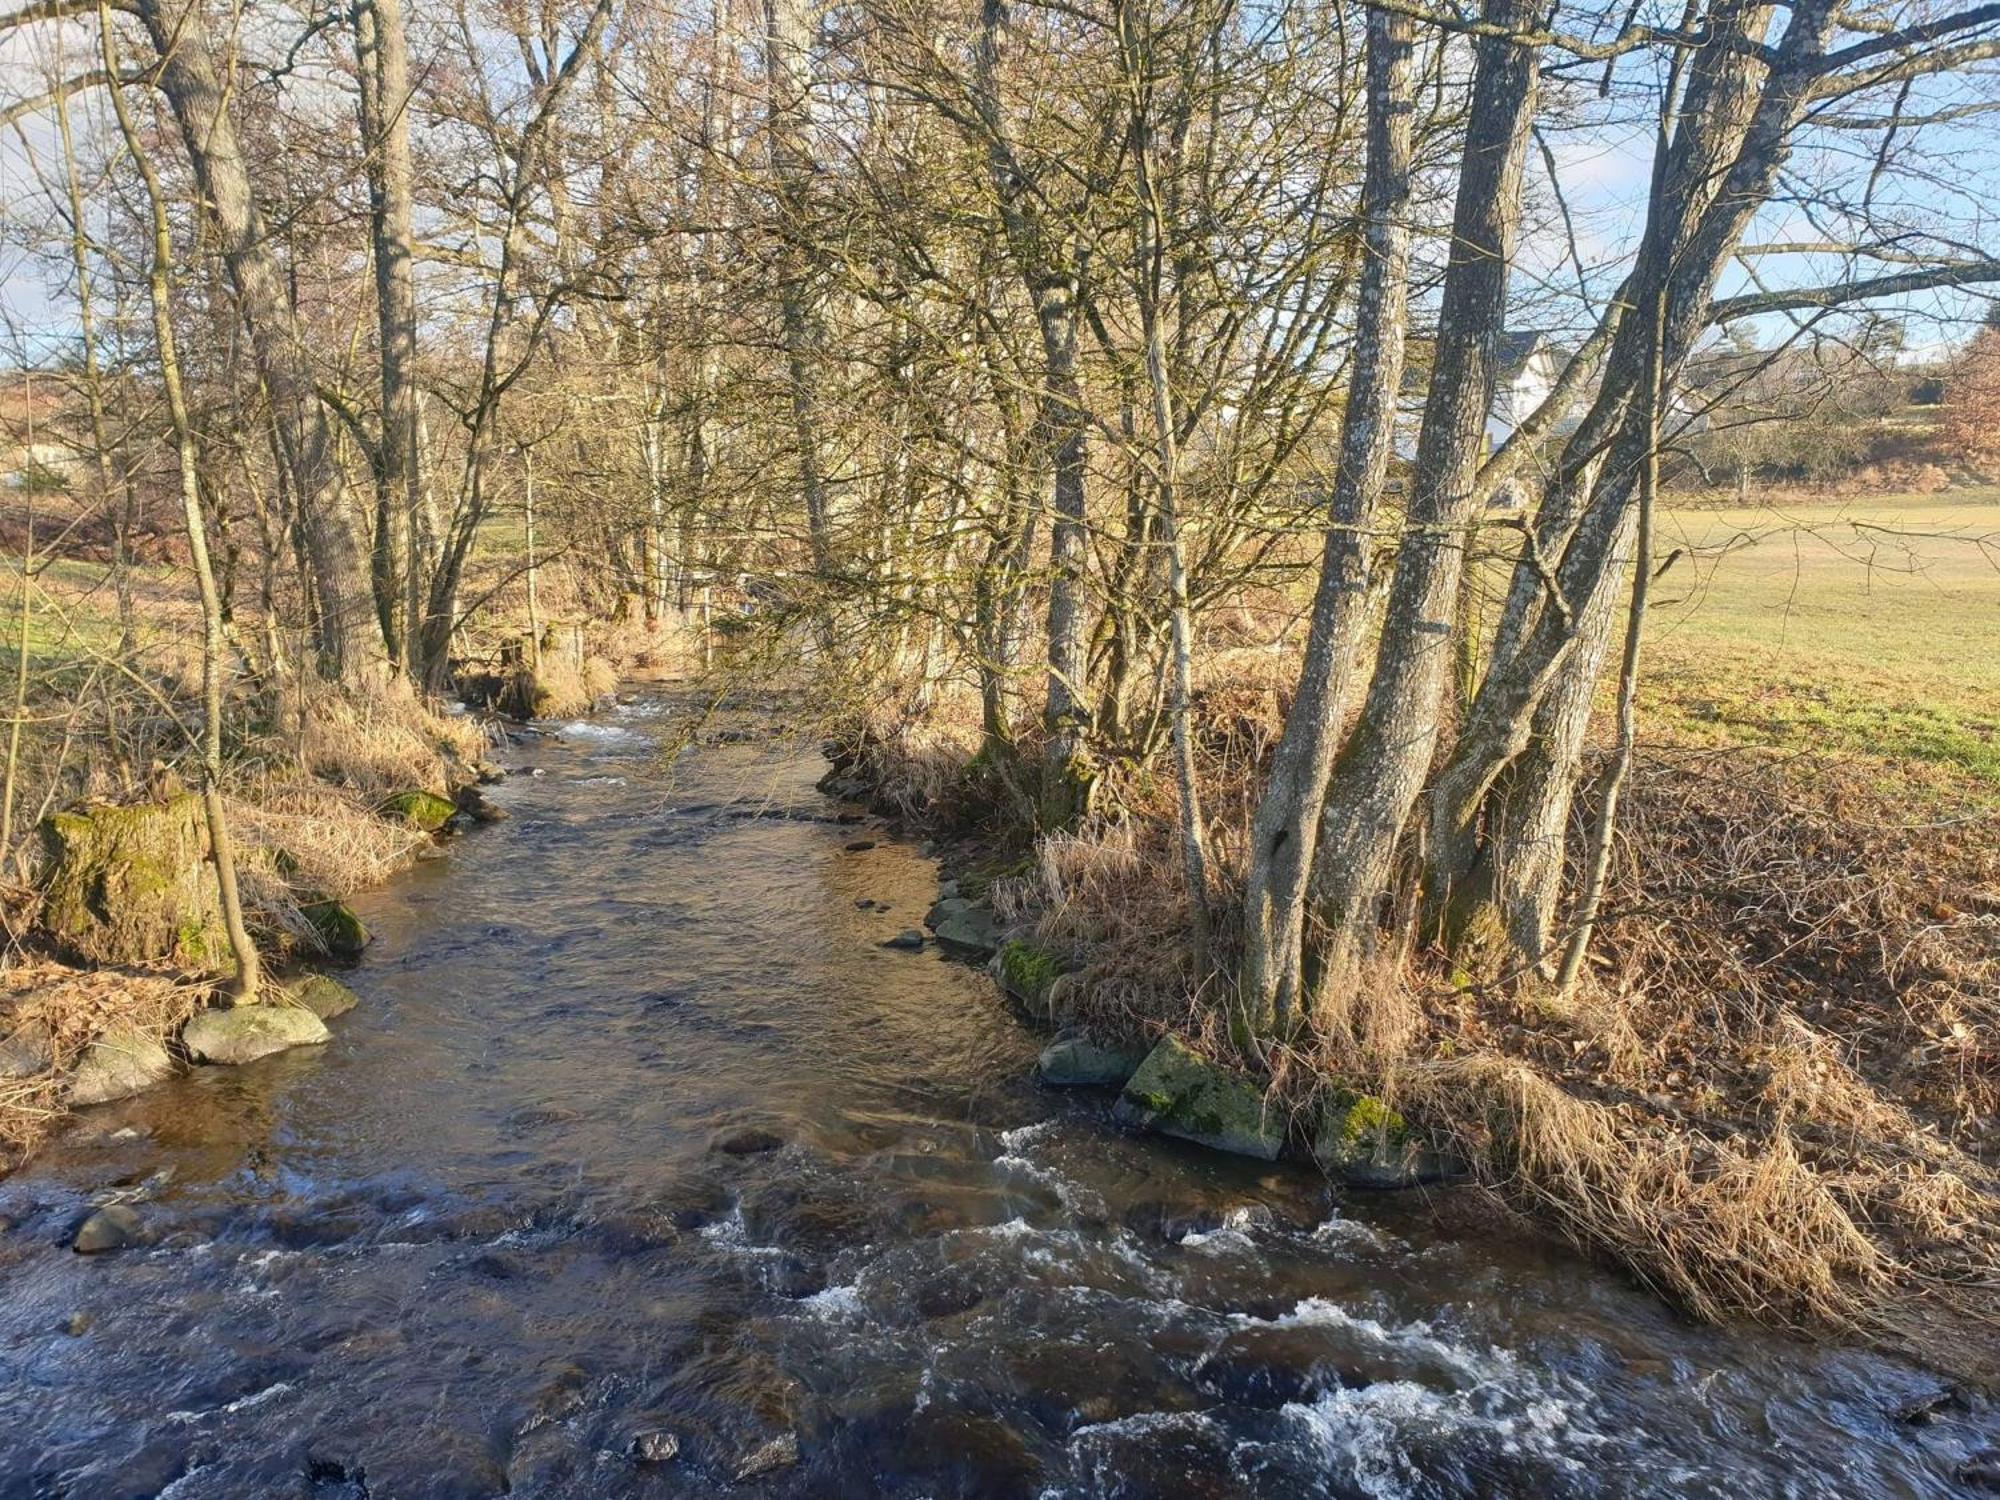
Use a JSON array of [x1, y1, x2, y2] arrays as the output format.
[[39, 796, 225, 968]]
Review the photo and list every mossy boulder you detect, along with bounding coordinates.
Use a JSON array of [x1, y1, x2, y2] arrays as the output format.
[[182, 1002, 330, 1065], [379, 789, 457, 833], [992, 939, 1064, 1019], [1114, 1036, 1284, 1161], [1310, 1089, 1453, 1188], [1036, 1033, 1148, 1088], [301, 900, 369, 960], [69, 1026, 174, 1106], [289, 974, 360, 1020], [38, 796, 225, 968]]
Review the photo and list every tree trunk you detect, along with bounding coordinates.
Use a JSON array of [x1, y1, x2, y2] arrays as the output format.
[[974, 0, 1095, 825], [354, 0, 424, 678], [1307, 0, 1541, 1000], [1240, 6, 1415, 1033], [138, 0, 377, 682], [1421, 0, 1843, 965], [1126, 4, 1211, 964], [104, 0, 261, 1000], [764, 0, 833, 573]]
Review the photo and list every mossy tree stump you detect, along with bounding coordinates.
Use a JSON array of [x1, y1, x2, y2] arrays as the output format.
[[39, 797, 226, 968]]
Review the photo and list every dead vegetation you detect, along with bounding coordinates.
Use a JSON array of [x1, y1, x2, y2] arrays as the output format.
[[0, 960, 200, 1171], [830, 673, 2000, 1372]]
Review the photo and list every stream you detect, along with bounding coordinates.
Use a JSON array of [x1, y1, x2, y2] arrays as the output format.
[[0, 691, 1992, 1499]]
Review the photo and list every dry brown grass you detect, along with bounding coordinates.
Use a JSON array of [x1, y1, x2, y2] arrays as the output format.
[[521, 651, 621, 719], [292, 674, 487, 795], [1399, 1053, 1890, 1325], [0, 960, 200, 1170], [823, 665, 2000, 1363]]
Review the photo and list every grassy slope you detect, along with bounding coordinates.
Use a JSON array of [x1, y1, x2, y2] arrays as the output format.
[[1640, 490, 2000, 789]]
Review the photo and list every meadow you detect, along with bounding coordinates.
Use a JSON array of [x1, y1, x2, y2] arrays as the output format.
[[1638, 489, 2000, 789]]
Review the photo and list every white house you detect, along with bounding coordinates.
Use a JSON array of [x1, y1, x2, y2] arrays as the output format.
[[1393, 329, 1570, 477], [1487, 330, 1564, 448]]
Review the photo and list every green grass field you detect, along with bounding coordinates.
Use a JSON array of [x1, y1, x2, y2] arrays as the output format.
[[0, 556, 175, 679], [1642, 489, 2000, 787]]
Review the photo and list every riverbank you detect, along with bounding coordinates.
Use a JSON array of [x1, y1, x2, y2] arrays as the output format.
[[4, 683, 1994, 1498], [0, 604, 687, 1178], [820, 682, 2000, 1383]]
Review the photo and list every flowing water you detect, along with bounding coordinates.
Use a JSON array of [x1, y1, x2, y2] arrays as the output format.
[[0, 692, 1992, 1499]]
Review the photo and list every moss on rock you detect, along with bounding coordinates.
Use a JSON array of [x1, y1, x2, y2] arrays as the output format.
[[379, 789, 458, 833], [182, 1002, 330, 1065], [994, 939, 1064, 1018], [1114, 1036, 1284, 1161], [302, 899, 370, 960], [289, 973, 360, 1020], [38, 797, 224, 968], [1310, 1088, 1453, 1188]]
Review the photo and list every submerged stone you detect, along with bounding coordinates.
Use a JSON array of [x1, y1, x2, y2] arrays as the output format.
[[1036, 1034, 1147, 1088], [38, 796, 224, 967], [290, 974, 361, 1021], [882, 929, 926, 951], [72, 1204, 142, 1254], [734, 1432, 799, 1481], [69, 1026, 174, 1107], [1309, 1089, 1452, 1188], [1114, 1036, 1284, 1162], [627, 1430, 680, 1464], [182, 1003, 331, 1066], [713, 1125, 784, 1156], [454, 785, 508, 825]]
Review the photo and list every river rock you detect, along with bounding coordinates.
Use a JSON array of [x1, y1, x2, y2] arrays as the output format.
[[882, 929, 925, 951], [1959, 1449, 2000, 1493], [1309, 1090, 1453, 1188], [380, 789, 457, 832], [1036, 1034, 1147, 1088], [302, 900, 369, 960], [454, 785, 509, 825], [734, 1432, 799, 1481], [1191, 1325, 1353, 1408], [72, 1204, 142, 1254], [0, 1017, 53, 1078], [38, 796, 225, 967], [927, 898, 1001, 959], [993, 940, 1064, 1019], [290, 974, 360, 1020], [714, 1125, 785, 1156], [182, 1003, 330, 1065], [925, 896, 970, 929], [1114, 1036, 1284, 1162], [69, 1026, 174, 1106], [628, 1430, 680, 1464]]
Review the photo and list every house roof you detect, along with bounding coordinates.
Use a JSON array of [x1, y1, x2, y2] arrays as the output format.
[[1495, 330, 1553, 375]]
